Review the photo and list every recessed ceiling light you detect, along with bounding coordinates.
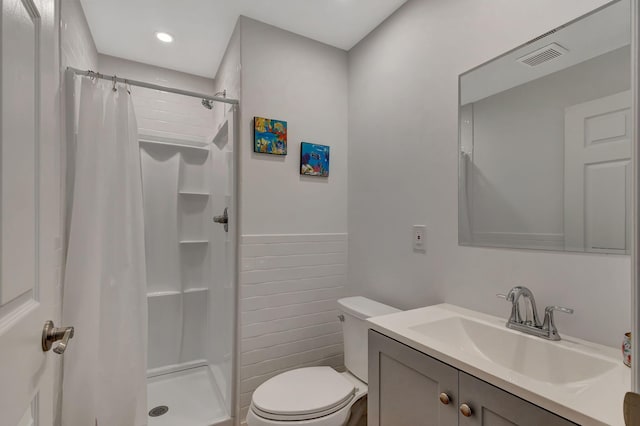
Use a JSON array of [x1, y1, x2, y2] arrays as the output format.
[[155, 32, 174, 43]]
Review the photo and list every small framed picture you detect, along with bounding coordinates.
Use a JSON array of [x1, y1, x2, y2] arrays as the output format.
[[300, 142, 330, 177], [254, 117, 287, 155]]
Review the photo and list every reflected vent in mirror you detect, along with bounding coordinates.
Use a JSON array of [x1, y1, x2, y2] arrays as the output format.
[[526, 28, 558, 45], [517, 43, 568, 67]]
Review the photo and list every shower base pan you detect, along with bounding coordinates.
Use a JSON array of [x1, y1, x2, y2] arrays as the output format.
[[147, 366, 229, 426]]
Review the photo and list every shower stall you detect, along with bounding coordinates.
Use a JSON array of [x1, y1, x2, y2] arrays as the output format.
[[142, 110, 237, 426], [140, 103, 237, 426], [65, 68, 239, 426]]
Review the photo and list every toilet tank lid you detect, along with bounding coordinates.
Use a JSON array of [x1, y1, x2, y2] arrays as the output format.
[[337, 297, 400, 320]]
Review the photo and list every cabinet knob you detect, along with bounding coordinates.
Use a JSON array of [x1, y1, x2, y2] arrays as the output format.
[[439, 392, 451, 405], [459, 403, 473, 417]]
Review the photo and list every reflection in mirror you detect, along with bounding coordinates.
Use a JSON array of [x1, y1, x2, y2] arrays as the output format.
[[459, 0, 632, 254], [17, 401, 35, 426]]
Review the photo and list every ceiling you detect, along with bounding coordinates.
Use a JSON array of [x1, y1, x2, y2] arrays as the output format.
[[80, 0, 408, 78]]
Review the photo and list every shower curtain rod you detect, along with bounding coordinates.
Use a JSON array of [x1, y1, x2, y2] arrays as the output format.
[[67, 67, 239, 105]]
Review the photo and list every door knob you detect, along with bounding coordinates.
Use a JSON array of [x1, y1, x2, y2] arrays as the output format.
[[213, 207, 229, 232], [42, 320, 74, 354], [439, 392, 451, 405]]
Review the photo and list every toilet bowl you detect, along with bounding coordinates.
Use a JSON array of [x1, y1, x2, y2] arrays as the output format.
[[246, 297, 400, 426]]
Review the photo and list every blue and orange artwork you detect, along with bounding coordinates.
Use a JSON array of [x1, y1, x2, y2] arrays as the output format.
[[254, 117, 287, 155], [300, 142, 330, 177]]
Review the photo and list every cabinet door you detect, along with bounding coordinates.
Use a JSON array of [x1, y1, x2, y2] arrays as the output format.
[[368, 330, 458, 426], [458, 373, 577, 426]]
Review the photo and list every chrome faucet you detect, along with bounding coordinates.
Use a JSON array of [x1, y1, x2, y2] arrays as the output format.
[[497, 286, 573, 341]]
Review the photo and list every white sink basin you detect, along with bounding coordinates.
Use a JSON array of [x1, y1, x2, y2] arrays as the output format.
[[409, 317, 617, 385], [367, 303, 630, 426]]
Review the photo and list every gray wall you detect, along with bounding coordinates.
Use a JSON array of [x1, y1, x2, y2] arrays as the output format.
[[239, 17, 349, 235], [347, 0, 630, 348], [237, 17, 349, 421]]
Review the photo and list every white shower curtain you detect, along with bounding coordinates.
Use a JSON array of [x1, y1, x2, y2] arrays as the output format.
[[62, 77, 148, 426]]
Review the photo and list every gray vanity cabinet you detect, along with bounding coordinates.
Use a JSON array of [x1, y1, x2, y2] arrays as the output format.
[[368, 330, 459, 425], [368, 330, 576, 426]]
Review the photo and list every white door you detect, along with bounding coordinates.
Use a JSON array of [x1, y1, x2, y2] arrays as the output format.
[[0, 0, 61, 424], [564, 91, 632, 253]]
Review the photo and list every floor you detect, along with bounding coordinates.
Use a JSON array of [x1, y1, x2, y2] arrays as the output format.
[[147, 366, 228, 426]]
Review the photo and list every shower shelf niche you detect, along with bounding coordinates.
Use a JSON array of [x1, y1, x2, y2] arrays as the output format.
[[179, 191, 210, 196], [139, 138, 209, 154], [178, 189, 210, 242], [184, 287, 208, 294], [179, 145, 210, 196], [147, 290, 181, 298]]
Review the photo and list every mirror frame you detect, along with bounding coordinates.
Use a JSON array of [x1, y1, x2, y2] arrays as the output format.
[[631, 0, 639, 393]]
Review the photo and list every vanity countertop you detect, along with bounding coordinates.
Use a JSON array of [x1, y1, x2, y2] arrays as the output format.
[[367, 303, 629, 426]]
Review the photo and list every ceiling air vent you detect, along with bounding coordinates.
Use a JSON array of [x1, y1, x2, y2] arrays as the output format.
[[517, 43, 568, 67]]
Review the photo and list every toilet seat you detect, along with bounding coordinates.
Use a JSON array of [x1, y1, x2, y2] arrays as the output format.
[[251, 367, 356, 422]]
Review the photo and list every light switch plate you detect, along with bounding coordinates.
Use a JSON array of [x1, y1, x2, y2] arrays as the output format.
[[413, 225, 426, 252]]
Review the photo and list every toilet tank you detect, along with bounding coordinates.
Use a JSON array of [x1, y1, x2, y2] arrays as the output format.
[[337, 297, 400, 383]]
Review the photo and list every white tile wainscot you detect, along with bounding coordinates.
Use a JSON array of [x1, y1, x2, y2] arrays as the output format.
[[239, 233, 348, 421]]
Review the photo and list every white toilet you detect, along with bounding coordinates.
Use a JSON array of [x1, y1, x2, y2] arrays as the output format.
[[246, 297, 400, 426]]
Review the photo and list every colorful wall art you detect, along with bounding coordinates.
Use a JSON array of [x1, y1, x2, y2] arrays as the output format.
[[254, 117, 287, 155], [300, 142, 330, 177]]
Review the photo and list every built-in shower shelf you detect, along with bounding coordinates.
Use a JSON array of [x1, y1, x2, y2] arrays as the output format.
[[139, 138, 210, 154], [179, 191, 209, 197], [184, 287, 208, 294], [147, 290, 181, 298], [179, 240, 209, 244]]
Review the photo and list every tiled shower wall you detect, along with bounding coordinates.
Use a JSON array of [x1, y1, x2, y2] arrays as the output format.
[[60, 0, 98, 71], [97, 54, 217, 144], [239, 233, 347, 420]]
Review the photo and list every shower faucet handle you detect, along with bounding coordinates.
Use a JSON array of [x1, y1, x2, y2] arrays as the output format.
[[213, 208, 229, 232], [213, 212, 228, 224]]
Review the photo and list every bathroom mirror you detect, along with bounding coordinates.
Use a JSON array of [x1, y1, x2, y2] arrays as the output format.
[[458, 0, 632, 254]]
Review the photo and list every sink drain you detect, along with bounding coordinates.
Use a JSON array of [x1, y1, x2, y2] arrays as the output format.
[[149, 406, 169, 417]]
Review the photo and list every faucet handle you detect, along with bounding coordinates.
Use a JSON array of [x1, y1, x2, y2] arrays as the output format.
[[542, 306, 573, 341], [496, 293, 507, 300], [545, 306, 574, 315]]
